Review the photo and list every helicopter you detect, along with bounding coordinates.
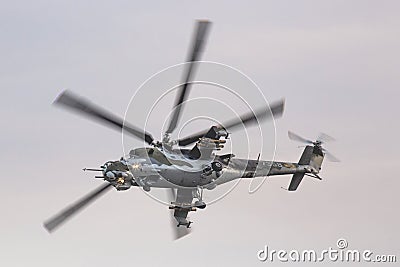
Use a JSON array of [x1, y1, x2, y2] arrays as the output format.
[[43, 20, 338, 239]]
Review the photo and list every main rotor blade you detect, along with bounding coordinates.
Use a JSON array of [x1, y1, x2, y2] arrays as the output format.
[[166, 20, 211, 134], [317, 132, 336, 144], [43, 183, 113, 232], [54, 90, 154, 145], [178, 99, 285, 146], [288, 131, 313, 145]]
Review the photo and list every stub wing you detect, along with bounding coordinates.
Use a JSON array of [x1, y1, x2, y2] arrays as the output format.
[[168, 187, 195, 239], [172, 188, 194, 225]]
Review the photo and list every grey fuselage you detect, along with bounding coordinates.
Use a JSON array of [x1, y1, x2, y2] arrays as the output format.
[[104, 146, 315, 191]]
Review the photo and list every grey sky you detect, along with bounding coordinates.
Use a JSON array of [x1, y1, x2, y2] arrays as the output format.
[[1, 1, 399, 266]]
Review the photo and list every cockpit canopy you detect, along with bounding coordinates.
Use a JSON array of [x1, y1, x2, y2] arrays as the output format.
[[103, 160, 129, 171], [129, 147, 153, 158]]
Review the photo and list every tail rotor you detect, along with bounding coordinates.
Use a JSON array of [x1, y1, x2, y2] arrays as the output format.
[[288, 131, 340, 162]]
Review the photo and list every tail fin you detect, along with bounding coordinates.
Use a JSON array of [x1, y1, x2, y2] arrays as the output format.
[[288, 145, 325, 191]]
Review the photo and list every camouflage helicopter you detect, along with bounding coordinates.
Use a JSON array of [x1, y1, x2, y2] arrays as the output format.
[[44, 20, 338, 238]]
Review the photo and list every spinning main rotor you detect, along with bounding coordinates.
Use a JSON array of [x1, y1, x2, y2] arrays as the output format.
[[55, 20, 284, 149], [45, 20, 285, 235]]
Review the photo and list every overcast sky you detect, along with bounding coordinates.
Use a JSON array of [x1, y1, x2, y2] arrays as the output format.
[[1, 1, 399, 266]]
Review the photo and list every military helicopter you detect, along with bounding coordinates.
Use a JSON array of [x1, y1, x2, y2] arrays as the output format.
[[43, 20, 337, 239]]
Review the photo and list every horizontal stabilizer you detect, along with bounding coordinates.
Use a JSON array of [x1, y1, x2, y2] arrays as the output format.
[[288, 172, 305, 191]]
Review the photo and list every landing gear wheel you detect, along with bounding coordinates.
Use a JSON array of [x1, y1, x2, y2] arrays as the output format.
[[194, 201, 206, 209], [143, 186, 151, 192]]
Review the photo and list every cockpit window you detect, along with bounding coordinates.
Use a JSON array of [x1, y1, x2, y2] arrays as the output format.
[[129, 148, 148, 157], [104, 160, 129, 171]]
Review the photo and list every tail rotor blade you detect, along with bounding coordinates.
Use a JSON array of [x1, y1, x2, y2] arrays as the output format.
[[43, 183, 113, 233], [289, 131, 339, 162], [317, 132, 336, 144], [323, 150, 341, 162], [288, 131, 313, 144]]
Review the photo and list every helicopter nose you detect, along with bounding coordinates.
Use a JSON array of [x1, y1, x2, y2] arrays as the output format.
[[105, 171, 116, 181]]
